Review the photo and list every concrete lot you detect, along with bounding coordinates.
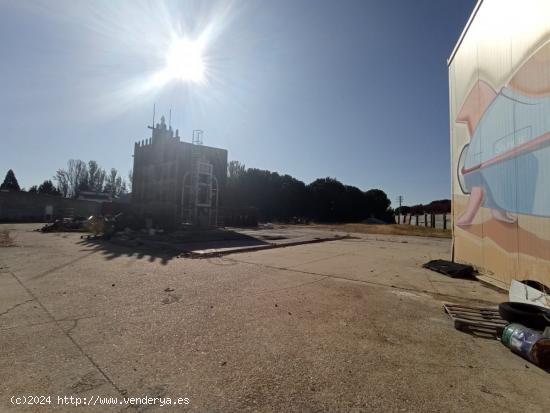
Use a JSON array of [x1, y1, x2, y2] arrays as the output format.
[[0, 224, 548, 412], [107, 226, 349, 257]]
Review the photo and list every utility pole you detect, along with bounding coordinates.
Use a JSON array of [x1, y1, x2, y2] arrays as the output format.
[[396, 195, 404, 224]]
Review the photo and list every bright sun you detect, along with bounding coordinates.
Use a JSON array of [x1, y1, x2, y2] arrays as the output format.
[[164, 38, 205, 83]]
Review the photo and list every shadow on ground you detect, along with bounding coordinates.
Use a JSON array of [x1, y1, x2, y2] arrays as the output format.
[[76, 228, 269, 265], [77, 237, 178, 265]]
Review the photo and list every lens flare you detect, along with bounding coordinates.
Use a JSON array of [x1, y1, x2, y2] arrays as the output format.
[[16, 0, 237, 117], [163, 37, 205, 83]]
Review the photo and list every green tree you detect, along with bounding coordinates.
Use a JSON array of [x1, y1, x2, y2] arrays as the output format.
[[103, 168, 127, 198], [364, 189, 391, 219], [0, 169, 21, 191], [227, 160, 246, 179], [54, 169, 69, 197], [86, 160, 106, 192], [224, 161, 393, 223], [127, 170, 133, 192], [54, 159, 88, 198], [38, 180, 61, 196]]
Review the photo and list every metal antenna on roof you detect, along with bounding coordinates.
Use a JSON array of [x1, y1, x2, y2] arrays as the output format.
[[192, 129, 203, 145], [169, 108, 172, 129], [152, 103, 156, 127]]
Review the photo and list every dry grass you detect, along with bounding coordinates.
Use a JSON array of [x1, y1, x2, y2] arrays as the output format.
[[0, 230, 14, 247], [304, 223, 452, 239]]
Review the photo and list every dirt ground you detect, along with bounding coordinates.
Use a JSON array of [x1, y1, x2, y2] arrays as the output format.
[[0, 223, 548, 412], [300, 223, 452, 239]]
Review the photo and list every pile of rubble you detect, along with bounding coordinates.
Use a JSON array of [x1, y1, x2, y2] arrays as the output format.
[[38, 217, 89, 233], [38, 215, 117, 236]]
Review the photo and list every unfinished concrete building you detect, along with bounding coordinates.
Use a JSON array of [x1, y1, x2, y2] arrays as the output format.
[[132, 116, 227, 227]]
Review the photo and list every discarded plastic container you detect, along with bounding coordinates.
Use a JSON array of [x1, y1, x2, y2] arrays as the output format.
[[501, 323, 542, 364]]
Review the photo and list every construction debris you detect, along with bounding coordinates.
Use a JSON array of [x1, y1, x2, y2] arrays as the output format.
[[443, 303, 507, 338], [498, 301, 550, 330], [423, 259, 475, 279], [38, 214, 122, 236], [445, 301, 550, 370], [38, 217, 88, 233], [509, 279, 550, 309], [502, 323, 550, 369]]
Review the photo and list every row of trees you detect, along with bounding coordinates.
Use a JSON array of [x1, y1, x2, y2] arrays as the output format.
[[3, 162, 446, 223], [53, 160, 129, 198], [28, 180, 61, 196], [225, 161, 393, 223], [0, 161, 130, 199]]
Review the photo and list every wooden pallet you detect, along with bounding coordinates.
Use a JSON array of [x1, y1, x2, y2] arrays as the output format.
[[443, 303, 508, 338]]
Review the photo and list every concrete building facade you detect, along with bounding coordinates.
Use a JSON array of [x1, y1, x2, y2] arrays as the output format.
[[132, 116, 227, 227]]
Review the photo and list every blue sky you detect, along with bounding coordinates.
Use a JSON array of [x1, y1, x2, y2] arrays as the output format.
[[0, 0, 476, 206]]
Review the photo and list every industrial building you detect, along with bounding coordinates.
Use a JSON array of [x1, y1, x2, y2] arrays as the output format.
[[132, 116, 227, 227], [449, 0, 550, 288]]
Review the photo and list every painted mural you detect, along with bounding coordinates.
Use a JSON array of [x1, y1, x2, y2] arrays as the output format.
[[456, 45, 550, 226], [449, 0, 550, 288]]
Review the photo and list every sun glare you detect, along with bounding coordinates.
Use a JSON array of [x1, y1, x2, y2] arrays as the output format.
[[164, 38, 205, 83]]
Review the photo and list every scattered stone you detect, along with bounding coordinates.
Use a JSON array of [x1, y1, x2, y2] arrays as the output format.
[[164, 287, 175, 292], [162, 293, 181, 305], [220, 361, 227, 366], [111, 283, 115, 287]]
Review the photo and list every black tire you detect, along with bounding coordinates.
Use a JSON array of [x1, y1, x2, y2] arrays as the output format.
[[498, 302, 550, 330]]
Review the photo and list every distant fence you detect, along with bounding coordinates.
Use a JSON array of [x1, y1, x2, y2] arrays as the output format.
[[221, 207, 259, 227], [394, 213, 452, 230]]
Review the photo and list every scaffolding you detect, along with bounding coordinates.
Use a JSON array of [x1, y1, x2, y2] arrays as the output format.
[[180, 131, 219, 226]]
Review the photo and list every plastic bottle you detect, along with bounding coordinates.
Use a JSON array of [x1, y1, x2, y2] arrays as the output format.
[[501, 323, 542, 364], [531, 338, 550, 369]]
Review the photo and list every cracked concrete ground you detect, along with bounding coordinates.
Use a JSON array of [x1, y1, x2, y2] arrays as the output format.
[[0, 223, 548, 412]]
